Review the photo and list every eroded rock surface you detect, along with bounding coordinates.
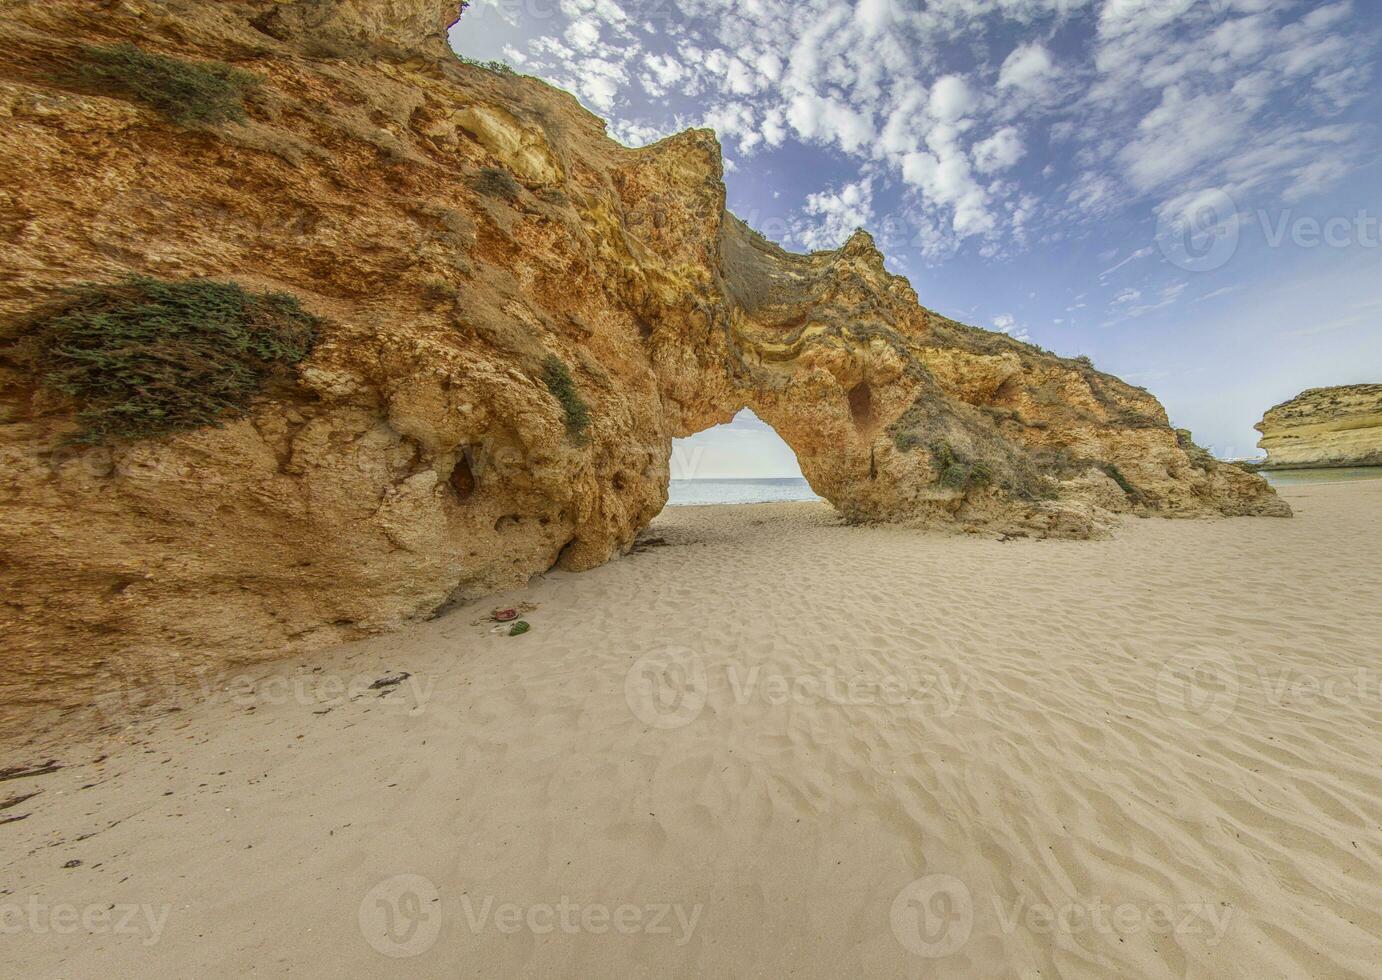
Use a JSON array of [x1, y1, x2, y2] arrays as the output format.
[[0, 0, 1288, 727], [1256, 385, 1382, 469]]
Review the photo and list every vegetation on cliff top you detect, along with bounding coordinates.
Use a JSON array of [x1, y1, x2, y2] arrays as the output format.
[[15, 276, 319, 445], [457, 55, 518, 76], [73, 44, 258, 126]]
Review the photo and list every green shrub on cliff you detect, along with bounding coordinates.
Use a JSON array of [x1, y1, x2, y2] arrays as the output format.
[[1100, 463, 1140, 499], [930, 440, 994, 491], [892, 429, 923, 452], [16, 276, 319, 445], [74, 44, 258, 126], [542, 355, 590, 440]]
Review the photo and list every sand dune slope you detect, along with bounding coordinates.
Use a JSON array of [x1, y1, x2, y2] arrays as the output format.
[[5, 482, 1382, 978]]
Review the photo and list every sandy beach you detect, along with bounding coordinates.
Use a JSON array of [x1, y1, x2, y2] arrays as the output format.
[[5, 480, 1381, 978]]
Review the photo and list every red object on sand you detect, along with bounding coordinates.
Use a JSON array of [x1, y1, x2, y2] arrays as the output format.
[[492, 608, 518, 622]]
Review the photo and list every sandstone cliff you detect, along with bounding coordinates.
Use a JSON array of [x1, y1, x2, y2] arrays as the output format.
[[0, 0, 1288, 726], [1256, 385, 1382, 469]]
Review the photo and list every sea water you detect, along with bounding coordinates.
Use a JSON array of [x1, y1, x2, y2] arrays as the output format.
[[1260, 466, 1382, 486], [665, 468, 1382, 505], [666, 478, 822, 506]]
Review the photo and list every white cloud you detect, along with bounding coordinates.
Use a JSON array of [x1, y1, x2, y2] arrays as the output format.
[[786, 92, 876, 154], [855, 0, 895, 36], [1107, 281, 1188, 321], [902, 120, 995, 238], [1080, 0, 1370, 223], [998, 43, 1058, 98], [1120, 88, 1246, 191], [1098, 246, 1153, 278], [608, 117, 679, 147], [756, 52, 783, 83], [566, 19, 601, 53], [760, 108, 786, 148], [972, 127, 1025, 174], [706, 50, 759, 96], [929, 75, 975, 123], [992, 312, 1031, 342], [795, 179, 874, 250], [640, 53, 685, 97], [575, 58, 628, 112], [704, 102, 760, 152], [878, 82, 928, 158]]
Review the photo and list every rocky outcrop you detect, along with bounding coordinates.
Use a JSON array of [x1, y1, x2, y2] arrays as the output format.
[[1255, 385, 1382, 469], [249, 0, 465, 59], [0, 0, 1288, 726]]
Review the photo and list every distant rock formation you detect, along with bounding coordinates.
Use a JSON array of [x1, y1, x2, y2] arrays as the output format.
[[0, 0, 1288, 723], [1255, 385, 1382, 469]]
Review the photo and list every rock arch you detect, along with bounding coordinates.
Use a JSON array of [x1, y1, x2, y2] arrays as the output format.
[[0, 0, 1288, 724]]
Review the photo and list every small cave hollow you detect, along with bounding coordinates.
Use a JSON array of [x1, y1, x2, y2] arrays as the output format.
[[848, 380, 874, 431], [448, 453, 477, 500]]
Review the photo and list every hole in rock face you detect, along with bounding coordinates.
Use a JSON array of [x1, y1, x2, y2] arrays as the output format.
[[992, 374, 1022, 406], [848, 381, 874, 430], [449, 453, 476, 500]]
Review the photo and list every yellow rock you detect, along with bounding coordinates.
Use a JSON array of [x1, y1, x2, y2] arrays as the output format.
[[1256, 385, 1382, 469], [452, 103, 564, 185]]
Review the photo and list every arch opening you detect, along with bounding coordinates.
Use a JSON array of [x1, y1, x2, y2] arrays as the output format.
[[662, 409, 822, 510]]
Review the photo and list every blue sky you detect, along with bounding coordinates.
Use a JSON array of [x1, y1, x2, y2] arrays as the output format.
[[452, 0, 1382, 475]]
